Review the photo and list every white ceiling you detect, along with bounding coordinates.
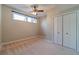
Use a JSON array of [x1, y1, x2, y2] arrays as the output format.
[[6, 4, 55, 12], [5, 4, 79, 17]]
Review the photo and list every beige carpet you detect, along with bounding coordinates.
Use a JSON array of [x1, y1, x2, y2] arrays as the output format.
[[0, 37, 79, 55]]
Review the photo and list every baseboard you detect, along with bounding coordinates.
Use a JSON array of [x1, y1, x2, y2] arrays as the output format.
[[2, 35, 42, 46]]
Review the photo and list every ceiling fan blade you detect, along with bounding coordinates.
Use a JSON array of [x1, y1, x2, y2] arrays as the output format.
[[37, 10, 44, 12]]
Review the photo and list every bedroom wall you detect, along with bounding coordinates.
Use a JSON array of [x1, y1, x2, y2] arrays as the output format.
[[38, 16, 48, 36], [2, 5, 40, 42], [39, 5, 79, 42], [39, 8, 58, 41]]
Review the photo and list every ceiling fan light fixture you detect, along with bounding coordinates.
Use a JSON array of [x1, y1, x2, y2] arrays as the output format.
[[31, 4, 44, 16]]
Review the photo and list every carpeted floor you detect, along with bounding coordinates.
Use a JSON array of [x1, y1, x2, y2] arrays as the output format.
[[0, 37, 79, 55]]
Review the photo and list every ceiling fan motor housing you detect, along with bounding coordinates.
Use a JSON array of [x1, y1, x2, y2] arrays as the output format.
[[31, 4, 44, 12]]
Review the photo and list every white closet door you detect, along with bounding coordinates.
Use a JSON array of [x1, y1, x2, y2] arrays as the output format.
[[54, 17, 57, 44], [57, 16, 62, 45], [0, 5, 1, 50], [54, 16, 62, 45], [77, 10, 79, 52], [63, 12, 76, 50]]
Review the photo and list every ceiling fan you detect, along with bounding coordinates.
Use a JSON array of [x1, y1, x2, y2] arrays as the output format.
[[31, 5, 44, 15]]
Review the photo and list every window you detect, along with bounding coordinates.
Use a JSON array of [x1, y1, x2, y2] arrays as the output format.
[[27, 17, 32, 22], [27, 17, 37, 23], [12, 11, 37, 23], [32, 18, 37, 23], [13, 12, 26, 21]]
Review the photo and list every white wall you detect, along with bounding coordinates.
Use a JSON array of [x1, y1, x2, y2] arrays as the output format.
[[0, 4, 2, 50], [38, 9, 58, 42], [39, 12, 54, 41], [2, 5, 40, 42], [46, 11, 54, 41], [39, 5, 79, 42], [39, 17, 48, 36]]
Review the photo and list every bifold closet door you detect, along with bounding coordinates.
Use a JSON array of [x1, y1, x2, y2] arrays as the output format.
[[63, 12, 76, 50], [54, 16, 62, 45], [0, 5, 1, 50], [54, 17, 57, 44], [57, 16, 62, 45], [77, 10, 79, 52]]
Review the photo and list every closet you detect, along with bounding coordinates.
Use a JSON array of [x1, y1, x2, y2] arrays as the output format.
[[77, 10, 79, 52], [54, 17, 57, 44], [54, 16, 62, 45], [0, 5, 2, 50], [63, 12, 76, 50], [54, 11, 77, 50]]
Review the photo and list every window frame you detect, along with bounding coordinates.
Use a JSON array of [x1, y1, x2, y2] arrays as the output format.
[[12, 11, 37, 23]]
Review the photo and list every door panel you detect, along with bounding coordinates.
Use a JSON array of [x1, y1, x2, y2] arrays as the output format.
[[57, 16, 62, 45], [63, 12, 76, 50], [54, 16, 62, 45], [54, 17, 57, 44], [77, 10, 79, 52]]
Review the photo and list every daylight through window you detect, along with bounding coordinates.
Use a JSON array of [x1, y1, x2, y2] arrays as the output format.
[[12, 11, 37, 23]]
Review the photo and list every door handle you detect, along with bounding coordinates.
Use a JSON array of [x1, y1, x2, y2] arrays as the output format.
[[57, 32, 60, 34], [66, 32, 68, 35]]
